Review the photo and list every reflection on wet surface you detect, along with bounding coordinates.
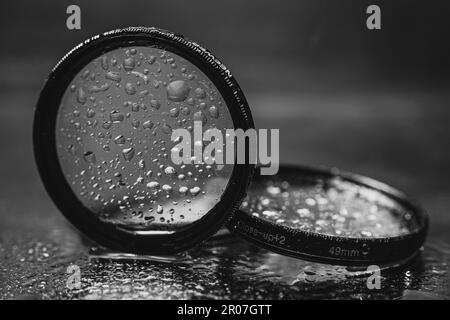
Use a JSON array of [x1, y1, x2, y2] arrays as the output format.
[[1, 215, 449, 299]]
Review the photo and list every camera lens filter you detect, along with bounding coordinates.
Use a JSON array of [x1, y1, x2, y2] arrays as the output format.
[[34, 27, 254, 255], [228, 165, 428, 265]]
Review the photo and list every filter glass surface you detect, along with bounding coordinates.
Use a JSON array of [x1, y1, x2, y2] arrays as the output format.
[[241, 174, 420, 239], [55, 46, 234, 232]]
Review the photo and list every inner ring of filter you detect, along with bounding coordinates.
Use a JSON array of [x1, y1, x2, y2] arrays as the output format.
[[228, 165, 428, 266]]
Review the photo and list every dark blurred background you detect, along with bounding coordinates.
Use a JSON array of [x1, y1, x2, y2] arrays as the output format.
[[0, 0, 450, 299]]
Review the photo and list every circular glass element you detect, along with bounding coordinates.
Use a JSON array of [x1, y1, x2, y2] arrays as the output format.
[[56, 46, 233, 231], [228, 165, 428, 265], [34, 27, 255, 254]]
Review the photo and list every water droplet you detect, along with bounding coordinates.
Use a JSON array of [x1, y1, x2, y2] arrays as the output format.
[[162, 123, 172, 134], [76, 87, 87, 104], [102, 121, 112, 129], [110, 111, 124, 123], [164, 166, 176, 175], [146, 181, 160, 190], [83, 151, 96, 163], [105, 71, 121, 82], [88, 83, 110, 93], [148, 55, 156, 64], [208, 106, 220, 119], [169, 107, 180, 118], [179, 186, 188, 195], [122, 147, 135, 161], [166, 80, 190, 102], [189, 186, 201, 196], [140, 120, 153, 130], [194, 87, 206, 99], [150, 99, 160, 110], [125, 83, 137, 95], [86, 108, 95, 118], [131, 119, 140, 128], [181, 106, 190, 115], [138, 159, 145, 169], [100, 56, 109, 70], [123, 57, 136, 71], [305, 198, 316, 206], [131, 103, 140, 112], [114, 135, 126, 145]]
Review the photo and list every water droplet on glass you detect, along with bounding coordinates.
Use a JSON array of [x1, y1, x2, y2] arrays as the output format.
[[194, 87, 206, 99], [83, 151, 96, 163], [76, 87, 87, 104], [110, 111, 124, 123], [123, 57, 136, 71], [189, 186, 201, 196], [208, 106, 220, 119], [114, 135, 126, 145], [125, 83, 137, 95], [122, 147, 135, 161], [166, 80, 190, 102], [150, 99, 160, 110], [143, 120, 154, 130]]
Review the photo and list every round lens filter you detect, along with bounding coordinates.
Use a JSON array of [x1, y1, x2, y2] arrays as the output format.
[[34, 27, 254, 255], [228, 165, 428, 266]]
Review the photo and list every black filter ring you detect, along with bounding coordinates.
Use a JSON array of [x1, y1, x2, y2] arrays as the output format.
[[34, 27, 255, 255], [227, 165, 429, 266]]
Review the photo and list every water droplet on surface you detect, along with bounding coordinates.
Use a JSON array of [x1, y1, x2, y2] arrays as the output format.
[[161, 124, 172, 134], [208, 106, 220, 119], [150, 99, 160, 110], [194, 87, 206, 99], [189, 186, 201, 196], [83, 151, 96, 163], [169, 107, 180, 118], [131, 119, 140, 128], [122, 147, 135, 161], [179, 186, 188, 195], [164, 166, 176, 175], [114, 135, 126, 145], [105, 71, 121, 82], [76, 88, 87, 104], [146, 181, 160, 190], [110, 111, 124, 123], [125, 83, 137, 95], [102, 121, 112, 129], [123, 57, 136, 71], [138, 159, 146, 169], [166, 80, 190, 102], [142, 120, 154, 130]]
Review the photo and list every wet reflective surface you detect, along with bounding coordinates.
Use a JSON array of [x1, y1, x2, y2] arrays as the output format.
[[1, 204, 449, 300]]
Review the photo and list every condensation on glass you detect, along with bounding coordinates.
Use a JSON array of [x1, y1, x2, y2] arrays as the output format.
[[242, 176, 419, 239], [56, 46, 234, 232]]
